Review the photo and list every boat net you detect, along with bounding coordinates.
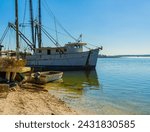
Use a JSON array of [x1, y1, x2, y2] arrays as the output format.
[[0, 58, 26, 68]]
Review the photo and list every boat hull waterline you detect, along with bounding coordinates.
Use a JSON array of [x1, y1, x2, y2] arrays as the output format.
[[26, 48, 100, 71]]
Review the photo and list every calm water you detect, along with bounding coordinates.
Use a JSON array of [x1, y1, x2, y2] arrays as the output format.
[[46, 58, 150, 114]]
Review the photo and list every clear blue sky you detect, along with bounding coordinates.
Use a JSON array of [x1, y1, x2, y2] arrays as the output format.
[[1, 0, 150, 55]]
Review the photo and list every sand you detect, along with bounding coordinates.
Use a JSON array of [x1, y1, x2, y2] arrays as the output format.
[[0, 84, 134, 115], [0, 85, 77, 115]]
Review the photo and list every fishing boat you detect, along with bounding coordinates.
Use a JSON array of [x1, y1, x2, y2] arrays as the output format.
[[26, 43, 101, 71], [25, 0, 102, 71], [24, 71, 63, 84], [0, 0, 102, 71]]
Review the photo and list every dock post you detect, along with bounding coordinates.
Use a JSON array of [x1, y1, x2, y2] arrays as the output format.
[[5, 72, 11, 82], [11, 72, 17, 81]]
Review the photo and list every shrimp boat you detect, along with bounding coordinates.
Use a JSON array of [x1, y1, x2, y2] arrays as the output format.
[[25, 0, 102, 71], [26, 43, 101, 71], [0, 0, 102, 71]]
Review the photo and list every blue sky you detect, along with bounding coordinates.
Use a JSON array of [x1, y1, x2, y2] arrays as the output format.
[[1, 0, 150, 55]]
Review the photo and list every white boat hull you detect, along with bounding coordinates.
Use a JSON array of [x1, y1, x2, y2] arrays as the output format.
[[26, 48, 99, 71], [25, 71, 63, 84], [39, 71, 63, 84]]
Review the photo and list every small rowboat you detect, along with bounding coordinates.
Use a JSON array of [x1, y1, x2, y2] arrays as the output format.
[[25, 71, 63, 84]]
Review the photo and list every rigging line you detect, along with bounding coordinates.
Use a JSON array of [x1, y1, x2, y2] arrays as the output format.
[[19, 23, 31, 27], [87, 43, 101, 48], [9, 28, 14, 51], [42, 25, 80, 41], [33, 20, 59, 46], [84, 45, 91, 50], [22, 0, 27, 25], [39, 27, 64, 54], [42, 0, 78, 42], [56, 21, 78, 42], [42, 0, 56, 18], [41, 28, 57, 45], [41, 27, 61, 47], [42, 0, 59, 42], [9, 23, 34, 50], [54, 16, 59, 44], [20, 0, 27, 34], [42, 25, 70, 37], [0, 26, 10, 45]]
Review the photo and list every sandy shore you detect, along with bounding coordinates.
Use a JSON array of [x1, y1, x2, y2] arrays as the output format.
[[0, 84, 135, 115], [0, 85, 77, 115]]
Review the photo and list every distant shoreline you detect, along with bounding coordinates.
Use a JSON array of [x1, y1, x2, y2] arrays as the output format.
[[99, 55, 150, 58]]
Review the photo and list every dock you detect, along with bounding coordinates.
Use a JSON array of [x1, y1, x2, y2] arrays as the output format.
[[0, 58, 31, 84], [0, 66, 31, 83]]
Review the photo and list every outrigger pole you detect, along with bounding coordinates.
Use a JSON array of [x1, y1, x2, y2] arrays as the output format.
[[29, 0, 35, 49], [38, 0, 42, 48], [15, 0, 20, 59]]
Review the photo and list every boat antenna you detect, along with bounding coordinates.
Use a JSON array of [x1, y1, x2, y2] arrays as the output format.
[[54, 16, 59, 44], [15, 0, 20, 60], [38, 0, 42, 48], [77, 34, 82, 42]]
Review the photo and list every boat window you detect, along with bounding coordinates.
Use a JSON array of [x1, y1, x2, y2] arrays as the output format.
[[74, 45, 81, 48], [39, 50, 42, 53], [64, 49, 67, 52], [47, 50, 51, 55], [74, 45, 77, 48]]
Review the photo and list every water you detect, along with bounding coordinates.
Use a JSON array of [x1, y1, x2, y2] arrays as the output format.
[[46, 58, 150, 115]]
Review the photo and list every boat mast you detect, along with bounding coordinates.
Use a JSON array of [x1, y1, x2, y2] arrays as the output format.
[[38, 0, 42, 48], [15, 0, 20, 59], [29, 0, 35, 50]]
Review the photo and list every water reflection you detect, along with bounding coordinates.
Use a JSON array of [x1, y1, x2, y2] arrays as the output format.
[[46, 58, 150, 114], [46, 70, 100, 98]]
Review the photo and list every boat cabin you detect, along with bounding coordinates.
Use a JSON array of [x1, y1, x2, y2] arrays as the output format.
[[34, 42, 87, 55]]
